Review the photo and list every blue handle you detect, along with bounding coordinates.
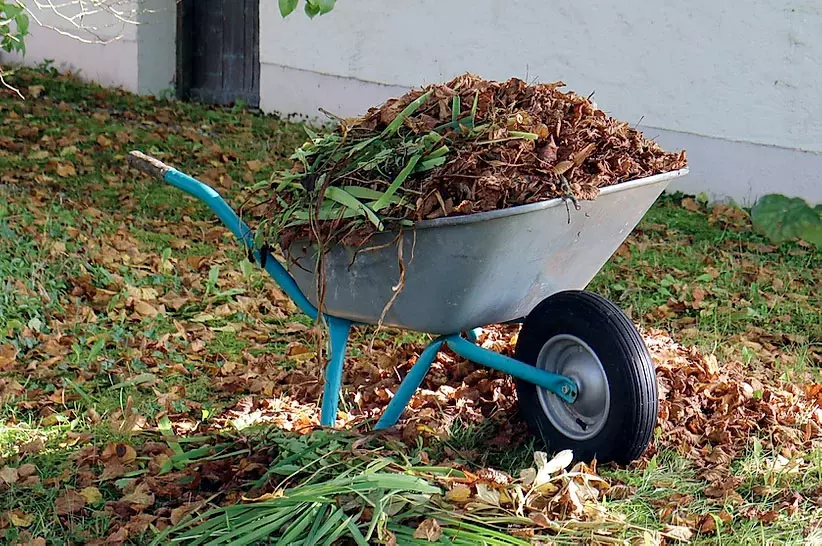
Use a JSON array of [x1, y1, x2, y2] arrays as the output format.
[[161, 167, 319, 321]]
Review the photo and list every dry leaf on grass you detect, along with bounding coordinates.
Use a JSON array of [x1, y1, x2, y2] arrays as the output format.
[[413, 518, 442, 541], [0, 466, 19, 486], [10, 510, 34, 527], [81, 487, 104, 504], [54, 490, 86, 516]]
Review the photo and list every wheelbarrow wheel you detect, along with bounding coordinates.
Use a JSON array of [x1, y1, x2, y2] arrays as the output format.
[[514, 290, 657, 464]]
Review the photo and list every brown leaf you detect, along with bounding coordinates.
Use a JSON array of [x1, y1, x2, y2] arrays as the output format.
[[121, 483, 155, 509], [552, 160, 573, 175], [757, 510, 779, 524], [281, 322, 309, 333], [0, 344, 16, 370], [691, 287, 707, 308], [572, 142, 597, 167], [681, 197, 701, 212], [56, 163, 77, 178], [21, 438, 45, 455], [100, 460, 126, 481], [9, 509, 34, 527], [18, 538, 46, 546], [632, 530, 663, 546], [662, 524, 693, 542], [17, 464, 37, 479], [55, 490, 86, 516], [28, 85, 45, 98], [102, 442, 137, 464], [246, 160, 264, 172], [383, 529, 399, 546], [286, 342, 313, 361], [133, 300, 162, 318], [529, 512, 556, 529], [697, 514, 717, 534], [0, 466, 19, 486], [704, 484, 730, 498], [697, 511, 732, 534], [701, 353, 720, 376], [413, 518, 442, 541], [106, 526, 129, 545], [606, 484, 635, 499], [444, 484, 472, 503], [81, 486, 103, 504], [170, 504, 196, 526]]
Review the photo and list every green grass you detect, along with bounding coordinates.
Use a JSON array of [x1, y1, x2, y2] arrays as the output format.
[[599, 445, 822, 545], [590, 194, 820, 373]]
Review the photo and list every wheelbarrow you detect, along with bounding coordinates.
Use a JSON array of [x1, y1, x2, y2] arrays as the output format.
[[129, 150, 688, 464]]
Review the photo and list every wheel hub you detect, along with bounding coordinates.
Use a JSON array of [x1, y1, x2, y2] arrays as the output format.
[[535, 334, 610, 441]]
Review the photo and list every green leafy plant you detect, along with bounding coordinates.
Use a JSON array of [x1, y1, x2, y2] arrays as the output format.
[[751, 194, 822, 248], [0, 0, 28, 54], [279, 0, 336, 18]]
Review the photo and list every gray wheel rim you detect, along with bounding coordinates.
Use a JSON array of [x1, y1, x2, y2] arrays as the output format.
[[535, 334, 610, 441]]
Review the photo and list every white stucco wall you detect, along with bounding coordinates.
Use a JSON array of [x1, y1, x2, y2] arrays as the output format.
[[3, 0, 174, 94], [258, 0, 822, 204], [136, 0, 176, 95]]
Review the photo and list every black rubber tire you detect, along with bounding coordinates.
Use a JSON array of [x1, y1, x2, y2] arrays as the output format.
[[514, 290, 657, 464]]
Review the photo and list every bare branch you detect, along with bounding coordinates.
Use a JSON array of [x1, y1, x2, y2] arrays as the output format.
[[32, 0, 139, 26], [22, 0, 141, 44], [0, 67, 25, 99]]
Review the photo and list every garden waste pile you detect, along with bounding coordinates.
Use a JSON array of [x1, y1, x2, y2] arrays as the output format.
[[254, 73, 687, 247]]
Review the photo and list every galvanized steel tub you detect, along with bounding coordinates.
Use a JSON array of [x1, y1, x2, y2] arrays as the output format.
[[286, 169, 688, 334]]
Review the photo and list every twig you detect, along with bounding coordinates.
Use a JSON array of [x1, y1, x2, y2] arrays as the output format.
[[559, 175, 580, 209], [0, 67, 24, 99], [23, 0, 137, 45], [369, 232, 407, 350], [318, 107, 345, 123]]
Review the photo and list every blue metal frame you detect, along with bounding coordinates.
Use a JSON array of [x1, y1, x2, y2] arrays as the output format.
[[159, 166, 578, 429], [164, 169, 319, 321], [375, 334, 578, 428]]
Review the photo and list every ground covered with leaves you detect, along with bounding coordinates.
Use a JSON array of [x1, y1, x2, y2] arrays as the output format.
[[0, 67, 820, 545]]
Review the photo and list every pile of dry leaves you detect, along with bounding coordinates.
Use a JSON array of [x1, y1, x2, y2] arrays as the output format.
[[357, 74, 687, 213], [259, 74, 687, 247]]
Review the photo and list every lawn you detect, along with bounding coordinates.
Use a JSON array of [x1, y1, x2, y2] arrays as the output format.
[[0, 66, 820, 545]]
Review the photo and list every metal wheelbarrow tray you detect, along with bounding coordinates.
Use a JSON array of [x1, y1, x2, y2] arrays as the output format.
[[129, 151, 688, 464], [287, 170, 687, 335]]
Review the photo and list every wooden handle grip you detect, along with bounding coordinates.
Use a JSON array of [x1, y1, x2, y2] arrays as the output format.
[[128, 150, 172, 179]]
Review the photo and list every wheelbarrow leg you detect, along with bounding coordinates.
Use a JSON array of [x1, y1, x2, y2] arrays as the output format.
[[320, 317, 351, 427], [375, 337, 445, 429]]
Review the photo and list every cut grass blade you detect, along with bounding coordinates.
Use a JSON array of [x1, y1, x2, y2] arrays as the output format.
[[300, 504, 330, 544], [372, 154, 422, 211], [62, 376, 93, 407], [160, 471, 441, 545], [341, 186, 404, 205], [324, 186, 383, 229], [425, 145, 450, 159], [275, 504, 319, 545], [416, 156, 447, 172], [158, 415, 184, 456], [475, 132, 539, 145], [383, 90, 432, 135], [508, 131, 539, 140], [318, 514, 358, 546]]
